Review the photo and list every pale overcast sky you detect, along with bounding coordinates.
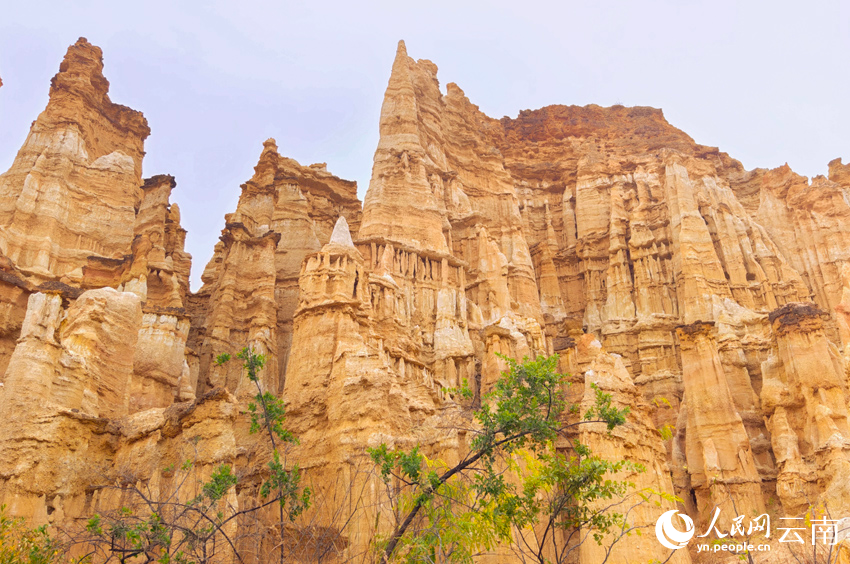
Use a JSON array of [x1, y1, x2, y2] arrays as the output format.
[[1, 1, 847, 291]]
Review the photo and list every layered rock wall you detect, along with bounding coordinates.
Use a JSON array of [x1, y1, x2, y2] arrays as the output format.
[[0, 39, 193, 382], [0, 37, 849, 564], [0, 38, 149, 281], [0, 40, 200, 525], [192, 139, 362, 395]]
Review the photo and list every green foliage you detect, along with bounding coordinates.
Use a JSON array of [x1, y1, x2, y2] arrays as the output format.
[[657, 423, 676, 441], [368, 354, 636, 563], [262, 452, 311, 521], [235, 347, 264, 381], [81, 346, 310, 563], [369, 445, 424, 484], [584, 383, 629, 430], [85, 514, 102, 537], [521, 444, 642, 542], [230, 348, 310, 522], [248, 393, 297, 444], [86, 508, 183, 564], [0, 506, 61, 564], [441, 378, 474, 401], [473, 354, 567, 457], [201, 465, 237, 503]]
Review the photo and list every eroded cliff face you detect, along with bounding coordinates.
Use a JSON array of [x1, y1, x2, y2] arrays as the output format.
[[0, 40, 200, 523], [190, 139, 362, 396], [0, 39, 192, 382], [0, 37, 849, 564], [485, 101, 850, 529], [284, 41, 850, 560], [0, 38, 149, 282]]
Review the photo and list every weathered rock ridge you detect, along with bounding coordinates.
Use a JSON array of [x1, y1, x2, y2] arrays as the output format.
[[0, 38, 848, 563], [190, 138, 362, 397]]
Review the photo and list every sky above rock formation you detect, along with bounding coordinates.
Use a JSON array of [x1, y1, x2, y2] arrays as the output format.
[[1, 0, 847, 291]]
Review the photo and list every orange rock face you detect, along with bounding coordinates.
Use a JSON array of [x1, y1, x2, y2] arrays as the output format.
[[0, 38, 149, 280], [0, 39, 192, 382], [0, 38, 850, 564], [190, 138, 362, 396], [0, 40, 198, 524]]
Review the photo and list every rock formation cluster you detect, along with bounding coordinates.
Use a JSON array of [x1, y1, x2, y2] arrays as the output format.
[[0, 37, 849, 563]]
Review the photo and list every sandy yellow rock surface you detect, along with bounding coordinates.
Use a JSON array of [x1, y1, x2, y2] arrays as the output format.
[[1, 38, 850, 564]]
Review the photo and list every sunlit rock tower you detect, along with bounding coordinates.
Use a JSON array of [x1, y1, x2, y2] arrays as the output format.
[[191, 139, 362, 396], [0, 38, 203, 525], [281, 41, 685, 563]]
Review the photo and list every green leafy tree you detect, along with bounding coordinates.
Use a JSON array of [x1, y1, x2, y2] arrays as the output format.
[[78, 347, 309, 564], [222, 348, 311, 562], [368, 354, 638, 563], [0, 505, 61, 564]]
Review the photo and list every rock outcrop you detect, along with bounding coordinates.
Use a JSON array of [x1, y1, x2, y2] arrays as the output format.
[[0, 40, 199, 526], [0, 39, 192, 381], [358, 42, 547, 396], [0, 38, 149, 281], [568, 334, 689, 564], [190, 139, 362, 397], [0, 37, 849, 564], [0, 289, 141, 518], [761, 303, 850, 517]]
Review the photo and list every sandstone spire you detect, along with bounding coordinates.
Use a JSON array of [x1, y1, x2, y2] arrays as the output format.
[[0, 39, 193, 384], [359, 41, 546, 378], [328, 215, 355, 248], [192, 139, 361, 395], [0, 37, 150, 280], [357, 40, 449, 253], [761, 303, 850, 517]]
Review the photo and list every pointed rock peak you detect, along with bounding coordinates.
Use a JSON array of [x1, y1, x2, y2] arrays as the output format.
[[255, 138, 281, 172], [328, 216, 355, 248], [52, 37, 109, 99], [446, 82, 465, 97], [46, 38, 150, 141], [828, 158, 850, 186], [389, 41, 413, 86], [263, 138, 279, 153], [261, 138, 281, 158], [358, 40, 449, 254]]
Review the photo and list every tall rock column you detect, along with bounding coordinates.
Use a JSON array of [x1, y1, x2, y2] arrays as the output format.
[[676, 321, 764, 526], [573, 335, 691, 564], [119, 174, 191, 307], [761, 303, 850, 516], [284, 218, 463, 558], [0, 38, 171, 381], [0, 288, 141, 521], [358, 41, 449, 253], [358, 42, 548, 400], [200, 224, 279, 396], [665, 162, 732, 324], [193, 140, 361, 393], [0, 38, 149, 281]]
